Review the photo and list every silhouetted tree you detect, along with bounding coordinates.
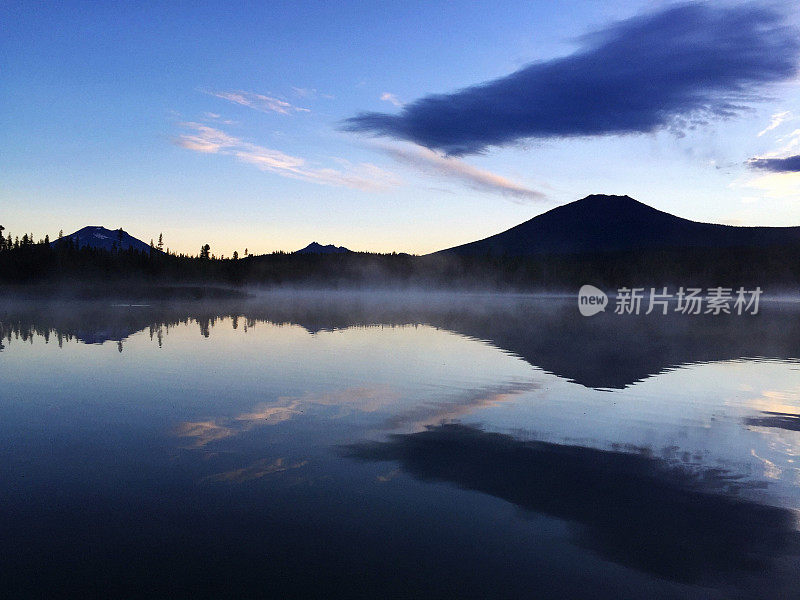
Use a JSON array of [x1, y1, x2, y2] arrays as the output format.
[[200, 244, 211, 259], [233, 250, 239, 260], [58, 229, 63, 239], [157, 233, 164, 251]]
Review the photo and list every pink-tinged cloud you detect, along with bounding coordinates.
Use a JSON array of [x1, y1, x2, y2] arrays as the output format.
[[377, 142, 544, 202], [175, 123, 400, 191], [380, 92, 403, 107], [174, 122, 241, 153], [205, 89, 310, 114]]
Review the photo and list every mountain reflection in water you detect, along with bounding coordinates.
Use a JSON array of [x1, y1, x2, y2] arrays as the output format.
[[343, 423, 799, 585], [1, 293, 799, 599], [2, 292, 799, 389]]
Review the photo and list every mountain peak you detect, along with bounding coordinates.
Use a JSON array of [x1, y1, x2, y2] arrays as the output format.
[[434, 194, 800, 256], [52, 226, 156, 253], [578, 193, 635, 201], [571, 194, 655, 211], [294, 242, 351, 254]]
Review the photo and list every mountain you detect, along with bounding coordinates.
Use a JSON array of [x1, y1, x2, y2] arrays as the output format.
[[51, 226, 156, 253], [294, 242, 351, 254], [5, 299, 800, 390], [434, 194, 800, 256]]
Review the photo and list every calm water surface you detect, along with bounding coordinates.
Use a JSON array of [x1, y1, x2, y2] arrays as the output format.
[[1, 292, 799, 598]]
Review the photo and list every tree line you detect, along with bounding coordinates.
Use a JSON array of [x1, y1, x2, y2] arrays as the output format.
[[0, 224, 50, 251], [1, 223, 799, 291]]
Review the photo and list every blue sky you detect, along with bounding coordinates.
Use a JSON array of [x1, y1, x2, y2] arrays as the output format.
[[3, 1, 800, 256]]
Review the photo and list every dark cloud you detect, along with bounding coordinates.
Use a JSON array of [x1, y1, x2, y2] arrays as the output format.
[[748, 155, 800, 173], [745, 410, 800, 431], [343, 3, 800, 155]]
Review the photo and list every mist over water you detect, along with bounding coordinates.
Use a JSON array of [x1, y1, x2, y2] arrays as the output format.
[[1, 291, 799, 598]]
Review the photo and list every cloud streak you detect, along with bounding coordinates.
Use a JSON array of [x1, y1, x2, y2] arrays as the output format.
[[748, 155, 800, 173], [758, 111, 793, 137], [380, 92, 403, 107], [342, 3, 800, 155], [377, 142, 544, 202], [205, 89, 310, 115], [175, 122, 399, 191], [175, 386, 400, 449], [202, 457, 308, 484]]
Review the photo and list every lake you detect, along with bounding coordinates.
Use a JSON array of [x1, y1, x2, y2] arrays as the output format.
[[1, 291, 799, 598]]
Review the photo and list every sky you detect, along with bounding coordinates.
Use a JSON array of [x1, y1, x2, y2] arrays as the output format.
[[3, 0, 800, 256]]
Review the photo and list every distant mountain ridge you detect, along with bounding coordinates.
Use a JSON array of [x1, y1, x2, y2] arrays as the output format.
[[295, 242, 351, 254], [51, 195, 800, 260], [52, 226, 155, 254], [434, 194, 800, 256]]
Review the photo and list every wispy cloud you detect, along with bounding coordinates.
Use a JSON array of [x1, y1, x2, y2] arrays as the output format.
[[204, 89, 310, 115], [291, 87, 335, 100], [291, 87, 316, 98], [380, 92, 403, 107], [175, 123, 240, 153], [176, 381, 539, 453], [174, 420, 235, 448], [175, 122, 399, 191], [376, 142, 544, 202], [176, 386, 400, 449], [773, 129, 800, 156], [202, 457, 308, 484], [757, 111, 793, 137], [343, 3, 799, 155], [382, 380, 540, 430], [203, 111, 237, 125]]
